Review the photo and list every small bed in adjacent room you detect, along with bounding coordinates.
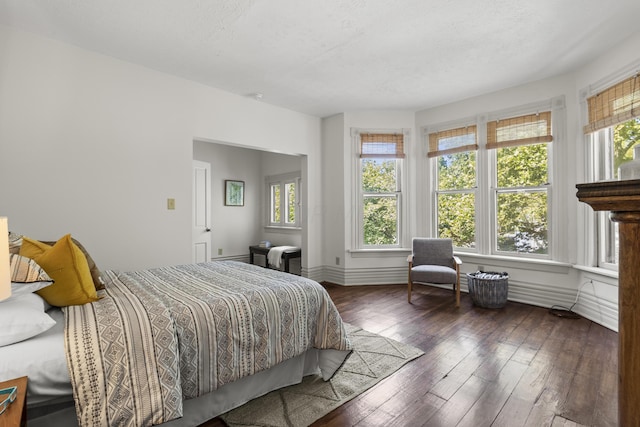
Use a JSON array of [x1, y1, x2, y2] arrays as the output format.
[[2, 234, 352, 427]]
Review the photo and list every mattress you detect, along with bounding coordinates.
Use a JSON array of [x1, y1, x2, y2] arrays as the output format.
[[0, 307, 72, 406]]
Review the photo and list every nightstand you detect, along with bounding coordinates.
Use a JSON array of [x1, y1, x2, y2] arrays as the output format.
[[0, 376, 27, 427]]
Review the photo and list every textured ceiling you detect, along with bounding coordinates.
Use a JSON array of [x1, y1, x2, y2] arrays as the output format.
[[1, 0, 639, 117]]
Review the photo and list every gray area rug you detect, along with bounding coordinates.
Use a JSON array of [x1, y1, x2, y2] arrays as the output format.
[[221, 323, 424, 427]]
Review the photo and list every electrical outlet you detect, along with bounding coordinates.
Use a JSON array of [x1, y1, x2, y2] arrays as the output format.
[[167, 198, 176, 210], [218, 248, 223, 256], [336, 257, 340, 265]]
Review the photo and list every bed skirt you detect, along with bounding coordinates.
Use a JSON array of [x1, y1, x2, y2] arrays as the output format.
[[28, 347, 349, 427]]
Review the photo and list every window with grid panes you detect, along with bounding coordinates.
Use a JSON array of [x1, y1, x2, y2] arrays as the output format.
[[584, 73, 640, 269], [358, 133, 405, 247], [267, 173, 300, 228], [487, 111, 552, 255], [429, 125, 478, 249]]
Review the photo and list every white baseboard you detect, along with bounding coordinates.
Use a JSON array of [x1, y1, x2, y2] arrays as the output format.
[[212, 255, 249, 263], [314, 265, 618, 331], [302, 265, 324, 282], [322, 265, 407, 285], [229, 260, 617, 332], [572, 290, 618, 331]]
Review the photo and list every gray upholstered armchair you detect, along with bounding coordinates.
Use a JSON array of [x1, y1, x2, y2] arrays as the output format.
[[407, 238, 462, 307]]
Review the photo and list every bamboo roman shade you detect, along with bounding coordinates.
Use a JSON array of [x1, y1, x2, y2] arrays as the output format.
[[428, 125, 478, 158], [583, 74, 640, 134], [487, 111, 552, 149], [360, 133, 405, 158]]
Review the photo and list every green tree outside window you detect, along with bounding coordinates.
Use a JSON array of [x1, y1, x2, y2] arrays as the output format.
[[436, 151, 476, 248], [496, 143, 548, 254], [362, 159, 399, 245]]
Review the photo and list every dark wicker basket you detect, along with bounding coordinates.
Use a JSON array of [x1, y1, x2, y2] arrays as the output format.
[[466, 271, 509, 308]]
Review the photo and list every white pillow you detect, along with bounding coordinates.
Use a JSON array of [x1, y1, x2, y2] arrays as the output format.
[[11, 281, 54, 297], [0, 293, 56, 347]]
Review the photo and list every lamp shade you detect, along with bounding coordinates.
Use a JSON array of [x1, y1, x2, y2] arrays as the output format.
[[0, 217, 10, 301]]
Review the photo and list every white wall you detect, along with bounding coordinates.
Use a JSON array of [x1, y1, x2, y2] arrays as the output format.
[[0, 25, 322, 272], [343, 111, 416, 271], [321, 114, 346, 279], [323, 110, 417, 284], [260, 151, 304, 250], [192, 141, 263, 259]]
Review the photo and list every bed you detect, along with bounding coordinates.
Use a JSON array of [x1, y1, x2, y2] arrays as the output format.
[[2, 235, 352, 427]]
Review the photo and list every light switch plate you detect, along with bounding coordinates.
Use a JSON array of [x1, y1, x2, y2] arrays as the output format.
[[167, 198, 176, 210]]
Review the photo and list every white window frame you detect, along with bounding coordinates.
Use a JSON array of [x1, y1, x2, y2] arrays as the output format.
[[586, 124, 621, 271], [426, 97, 565, 260], [351, 128, 410, 250], [580, 61, 640, 271], [266, 172, 301, 229], [430, 121, 479, 253], [488, 116, 552, 259]]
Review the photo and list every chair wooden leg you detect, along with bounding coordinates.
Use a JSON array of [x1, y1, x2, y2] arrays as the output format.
[[407, 263, 413, 303], [455, 270, 461, 308]]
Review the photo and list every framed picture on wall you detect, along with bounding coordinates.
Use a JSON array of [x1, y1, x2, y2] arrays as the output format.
[[225, 180, 245, 206]]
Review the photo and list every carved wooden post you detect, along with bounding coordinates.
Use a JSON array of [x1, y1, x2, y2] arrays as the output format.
[[576, 179, 640, 426]]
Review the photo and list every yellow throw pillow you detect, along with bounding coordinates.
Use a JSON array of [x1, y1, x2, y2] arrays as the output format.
[[41, 237, 104, 291], [19, 234, 100, 307]]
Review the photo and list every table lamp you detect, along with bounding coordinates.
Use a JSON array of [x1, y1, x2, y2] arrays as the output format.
[[0, 217, 11, 302]]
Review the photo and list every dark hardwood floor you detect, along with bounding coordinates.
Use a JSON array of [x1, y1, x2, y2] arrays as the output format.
[[203, 283, 618, 427]]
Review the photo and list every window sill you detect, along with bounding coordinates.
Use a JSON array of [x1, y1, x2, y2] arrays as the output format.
[[349, 248, 411, 258], [264, 226, 302, 232], [450, 252, 573, 274], [572, 264, 618, 279]]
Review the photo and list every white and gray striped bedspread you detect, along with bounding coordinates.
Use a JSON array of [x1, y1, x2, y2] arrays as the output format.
[[63, 261, 352, 427]]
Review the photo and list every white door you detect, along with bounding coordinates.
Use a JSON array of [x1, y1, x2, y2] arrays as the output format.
[[192, 160, 211, 263]]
